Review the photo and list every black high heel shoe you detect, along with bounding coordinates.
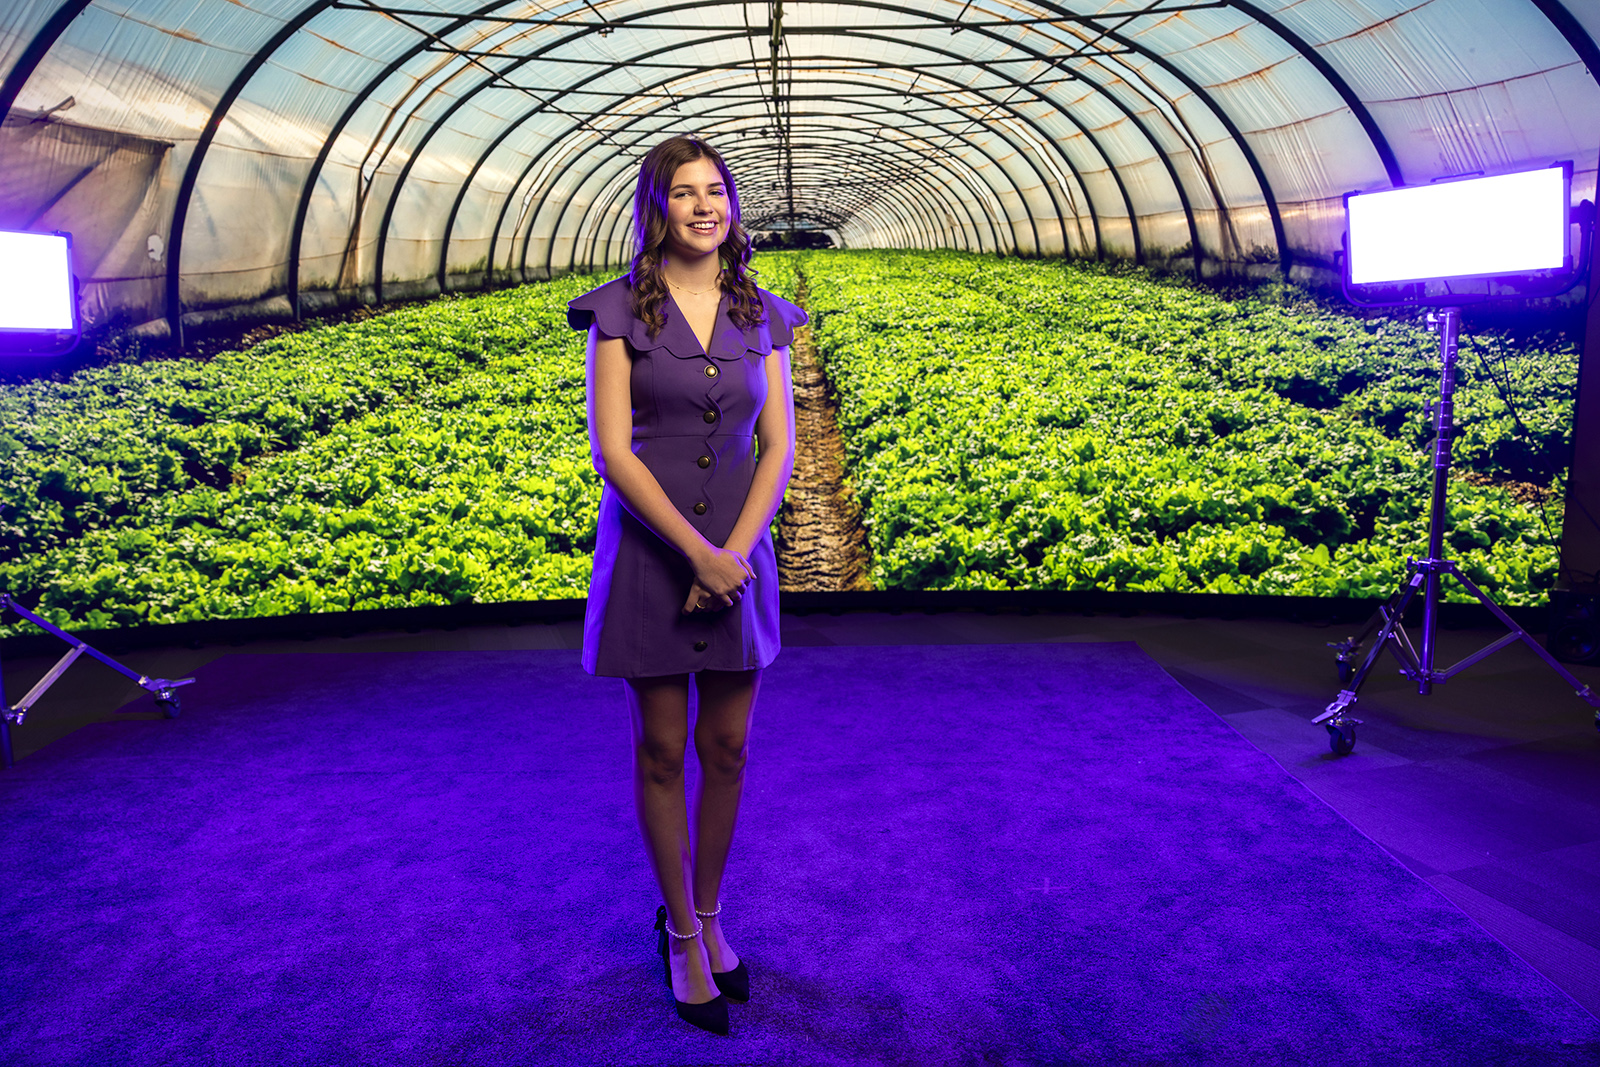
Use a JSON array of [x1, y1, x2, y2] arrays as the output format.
[[712, 960, 749, 1003], [654, 906, 729, 1036], [695, 901, 750, 1003]]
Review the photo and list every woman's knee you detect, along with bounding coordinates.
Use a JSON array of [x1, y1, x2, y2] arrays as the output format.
[[636, 733, 689, 782], [697, 731, 748, 777], [693, 668, 755, 776], [625, 675, 690, 782]]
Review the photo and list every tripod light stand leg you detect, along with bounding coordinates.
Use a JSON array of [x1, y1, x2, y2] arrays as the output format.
[[1, 641, 10, 770], [1441, 564, 1600, 714], [1328, 608, 1390, 684], [1319, 578, 1424, 717], [1418, 567, 1442, 694], [0, 593, 194, 768], [1315, 577, 1429, 754], [1315, 625, 1384, 752]]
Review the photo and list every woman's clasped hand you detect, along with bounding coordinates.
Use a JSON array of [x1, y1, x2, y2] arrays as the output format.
[[684, 545, 756, 614]]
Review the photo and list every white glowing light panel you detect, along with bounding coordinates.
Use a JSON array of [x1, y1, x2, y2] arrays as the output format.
[[1347, 168, 1569, 285], [0, 231, 75, 331]]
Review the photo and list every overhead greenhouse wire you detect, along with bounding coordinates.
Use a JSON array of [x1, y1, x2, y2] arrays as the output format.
[[345, 0, 629, 149]]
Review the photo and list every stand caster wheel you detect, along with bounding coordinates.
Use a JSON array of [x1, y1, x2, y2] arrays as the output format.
[[155, 691, 180, 719], [1327, 721, 1356, 756]]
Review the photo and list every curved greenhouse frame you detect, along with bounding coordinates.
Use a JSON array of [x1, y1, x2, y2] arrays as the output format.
[[3, 1, 1597, 343]]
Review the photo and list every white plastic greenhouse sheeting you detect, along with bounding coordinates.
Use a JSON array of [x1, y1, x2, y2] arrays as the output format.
[[1, 0, 1597, 337]]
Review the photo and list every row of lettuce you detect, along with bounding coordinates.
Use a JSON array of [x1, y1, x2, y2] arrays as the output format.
[[0, 277, 606, 635], [0, 249, 1574, 636], [795, 250, 1570, 602]]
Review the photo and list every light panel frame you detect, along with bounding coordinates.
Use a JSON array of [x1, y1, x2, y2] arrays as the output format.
[[1345, 164, 1573, 287], [0, 230, 76, 331]]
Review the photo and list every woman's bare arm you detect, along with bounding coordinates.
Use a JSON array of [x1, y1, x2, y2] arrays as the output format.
[[723, 344, 796, 560], [587, 326, 754, 607]]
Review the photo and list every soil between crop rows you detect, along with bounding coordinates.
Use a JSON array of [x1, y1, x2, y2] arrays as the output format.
[[774, 279, 873, 593]]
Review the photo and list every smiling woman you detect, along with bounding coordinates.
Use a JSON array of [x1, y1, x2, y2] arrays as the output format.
[[562, 135, 807, 1037]]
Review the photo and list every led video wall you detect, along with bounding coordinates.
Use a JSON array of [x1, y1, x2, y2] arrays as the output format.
[[0, 248, 1579, 638]]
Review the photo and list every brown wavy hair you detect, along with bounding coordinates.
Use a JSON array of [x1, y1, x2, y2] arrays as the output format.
[[628, 137, 764, 338]]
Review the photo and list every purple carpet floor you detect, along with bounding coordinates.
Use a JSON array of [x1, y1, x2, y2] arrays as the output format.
[[2, 642, 1596, 1066]]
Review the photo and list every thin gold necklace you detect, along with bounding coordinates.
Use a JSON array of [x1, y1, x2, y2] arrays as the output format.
[[665, 273, 723, 296]]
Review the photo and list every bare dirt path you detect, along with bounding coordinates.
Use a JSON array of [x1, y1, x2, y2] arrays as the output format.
[[776, 272, 874, 592]]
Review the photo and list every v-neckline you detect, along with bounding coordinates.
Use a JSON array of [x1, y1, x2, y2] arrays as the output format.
[[668, 289, 726, 357]]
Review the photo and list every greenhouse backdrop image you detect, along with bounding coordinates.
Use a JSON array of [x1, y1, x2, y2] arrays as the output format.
[[0, 248, 1581, 636]]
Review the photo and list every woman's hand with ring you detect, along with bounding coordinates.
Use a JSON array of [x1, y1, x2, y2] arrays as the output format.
[[685, 577, 734, 614], [683, 545, 755, 614]]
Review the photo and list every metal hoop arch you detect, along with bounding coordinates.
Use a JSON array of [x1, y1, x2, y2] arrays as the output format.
[[572, 116, 1015, 270], [436, 64, 1011, 291], [494, 83, 1070, 285], [524, 91, 1042, 281]]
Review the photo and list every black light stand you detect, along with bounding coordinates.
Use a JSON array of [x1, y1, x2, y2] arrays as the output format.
[[1316, 307, 1600, 754], [1, 593, 194, 769]]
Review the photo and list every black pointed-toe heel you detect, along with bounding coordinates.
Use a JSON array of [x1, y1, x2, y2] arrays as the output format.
[[654, 906, 730, 1035], [712, 960, 749, 1003], [673, 989, 730, 1035], [694, 901, 750, 1002]]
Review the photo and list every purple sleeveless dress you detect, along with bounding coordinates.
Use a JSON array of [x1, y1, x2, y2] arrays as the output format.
[[567, 277, 808, 678]]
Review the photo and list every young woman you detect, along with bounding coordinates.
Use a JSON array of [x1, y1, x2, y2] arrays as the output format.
[[565, 136, 805, 1036]]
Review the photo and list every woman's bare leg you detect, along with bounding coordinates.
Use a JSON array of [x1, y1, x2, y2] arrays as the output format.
[[625, 675, 718, 1004], [691, 667, 760, 973]]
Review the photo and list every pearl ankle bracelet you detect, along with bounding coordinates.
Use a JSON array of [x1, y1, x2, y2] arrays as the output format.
[[694, 901, 722, 918], [663, 914, 703, 940]]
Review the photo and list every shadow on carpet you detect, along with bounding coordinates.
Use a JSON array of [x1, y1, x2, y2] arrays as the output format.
[[2, 642, 1595, 1067]]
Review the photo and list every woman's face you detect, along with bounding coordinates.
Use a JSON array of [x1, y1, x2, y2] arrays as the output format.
[[662, 156, 729, 260]]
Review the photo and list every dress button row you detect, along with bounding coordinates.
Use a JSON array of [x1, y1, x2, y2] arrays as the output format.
[[703, 410, 717, 423], [694, 640, 708, 652], [703, 364, 718, 378], [697, 455, 711, 468], [693, 502, 707, 515]]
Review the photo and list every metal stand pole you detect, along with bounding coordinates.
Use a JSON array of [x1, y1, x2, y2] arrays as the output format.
[[1315, 308, 1600, 754], [1, 593, 194, 769], [0, 646, 11, 770]]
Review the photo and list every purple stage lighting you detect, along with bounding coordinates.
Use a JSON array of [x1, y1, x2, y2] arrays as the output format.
[[1345, 165, 1571, 286], [0, 229, 80, 354]]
